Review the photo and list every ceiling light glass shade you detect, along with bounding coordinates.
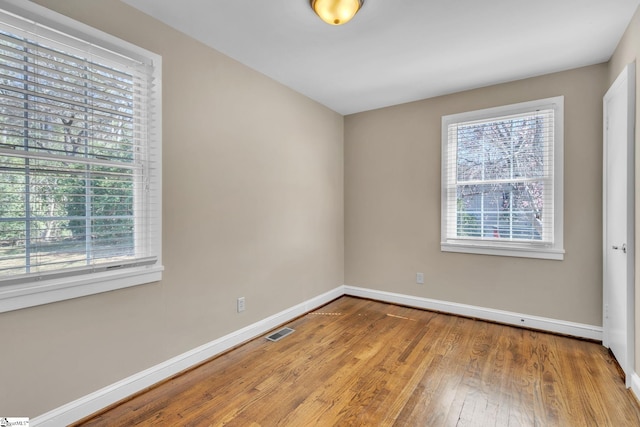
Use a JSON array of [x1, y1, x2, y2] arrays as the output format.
[[311, 0, 363, 25]]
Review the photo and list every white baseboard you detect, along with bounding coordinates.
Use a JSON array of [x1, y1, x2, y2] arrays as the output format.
[[33, 284, 605, 425], [344, 286, 603, 341], [632, 372, 640, 402], [31, 286, 344, 427]]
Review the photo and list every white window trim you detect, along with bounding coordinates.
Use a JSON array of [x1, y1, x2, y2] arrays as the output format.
[[441, 97, 564, 260], [0, 0, 163, 313]]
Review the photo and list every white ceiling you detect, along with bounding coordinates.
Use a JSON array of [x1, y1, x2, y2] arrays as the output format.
[[122, 0, 640, 115]]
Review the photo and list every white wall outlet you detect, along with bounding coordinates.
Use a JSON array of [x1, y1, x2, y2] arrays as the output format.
[[237, 297, 246, 313], [416, 272, 424, 284]]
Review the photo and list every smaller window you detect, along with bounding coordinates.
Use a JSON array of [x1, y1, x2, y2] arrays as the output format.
[[441, 97, 564, 260]]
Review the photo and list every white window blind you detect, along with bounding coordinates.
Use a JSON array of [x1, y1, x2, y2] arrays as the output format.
[[441, 97, 564, 260], [0, 2, 162, 294]]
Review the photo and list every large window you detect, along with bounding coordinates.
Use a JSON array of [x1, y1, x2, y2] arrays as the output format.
[[0, 1, 162, 312], [441, 97, 564, 260]]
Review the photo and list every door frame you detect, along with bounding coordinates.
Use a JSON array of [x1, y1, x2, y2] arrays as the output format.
[[603, 61, 635, 388]]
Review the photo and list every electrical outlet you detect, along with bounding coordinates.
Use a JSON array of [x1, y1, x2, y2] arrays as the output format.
[[416, 272, 424, 284], [237, 297, 245, 313]]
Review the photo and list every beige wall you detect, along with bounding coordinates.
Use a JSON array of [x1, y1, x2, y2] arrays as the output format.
[[608, 6, 640, 375], [345, 64, 608, 325], [0, 0, 344, 417]]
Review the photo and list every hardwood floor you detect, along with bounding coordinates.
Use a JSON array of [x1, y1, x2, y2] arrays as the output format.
[[75, 296, 640, 426]]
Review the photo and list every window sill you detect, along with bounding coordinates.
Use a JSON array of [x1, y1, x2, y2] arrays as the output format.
[[441, 242, 564, 260], [0, 265, 164, 313]]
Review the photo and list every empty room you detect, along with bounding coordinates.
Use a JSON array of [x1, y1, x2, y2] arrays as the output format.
[[1, 0, 640, 425]]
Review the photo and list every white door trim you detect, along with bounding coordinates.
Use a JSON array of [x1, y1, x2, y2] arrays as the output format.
[[603, 61, 635, 387]]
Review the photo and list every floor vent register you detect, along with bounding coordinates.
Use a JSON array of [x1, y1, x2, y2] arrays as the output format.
[[266, 327, 295, 342]]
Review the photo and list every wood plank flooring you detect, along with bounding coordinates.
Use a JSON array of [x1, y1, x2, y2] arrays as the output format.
[[74, 296, 640, 426]]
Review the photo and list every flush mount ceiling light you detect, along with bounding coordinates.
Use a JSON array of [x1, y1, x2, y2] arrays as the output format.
[[311, 0, 364, 25]]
